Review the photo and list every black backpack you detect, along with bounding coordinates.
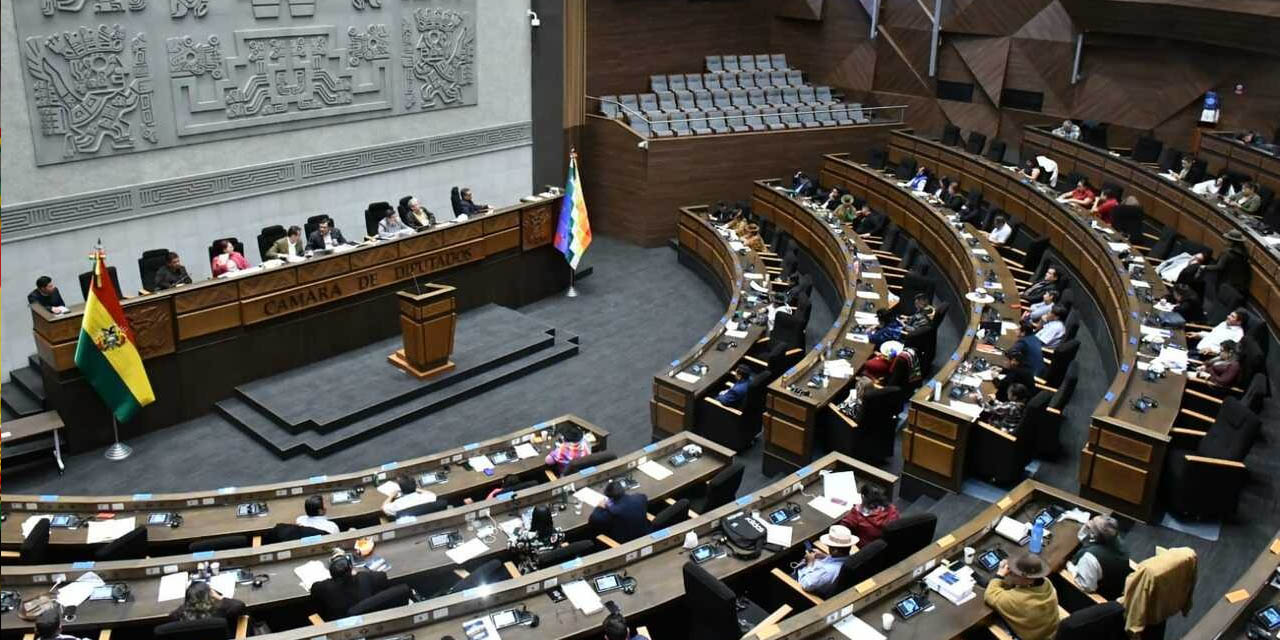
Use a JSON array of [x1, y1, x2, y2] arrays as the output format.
[[720, 512, 766, 559]]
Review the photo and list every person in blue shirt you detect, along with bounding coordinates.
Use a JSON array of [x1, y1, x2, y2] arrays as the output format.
[[1013, 321, 1045, 376], [905, 166, 929, 192], [868, 308, 904, 346], [794, 525, 857, 596], [715, 365, 752, 407], [589, 480, 650, 543]]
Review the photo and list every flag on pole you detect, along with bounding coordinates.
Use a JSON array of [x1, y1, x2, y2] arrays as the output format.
[[553, 150, 592, 269], [75, 249, 155, 423]]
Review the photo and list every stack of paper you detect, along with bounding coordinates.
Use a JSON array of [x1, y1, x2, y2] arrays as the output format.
[[925, 564, 976, 606], [948, 400, 983, 420], [574, 487, 607, 509], [57, 572, 105, 607], [675, 372, 701, 384], [995, 516, 1029, 543], [158, 571, 191, 602], [1154, 346, 1188, 373], [86, 516, 136, 544], [468, 455, 495, 472], [209, 572, 238, 599], [514, 443, 540, 459], [822, 471, 861, 507], [854, 312, 879, 325], [562, 579, 604, 614], [294, 561, 329, 591], [752, 516, 794, 547], [376, 481, 401, 497], [21, 515, 51, 538], [637, 460, 673, 481], [743, 272, 765, 280], [808, 496, 849, 519], [824, 359, 854, 379], [446, 537, 490, 565]]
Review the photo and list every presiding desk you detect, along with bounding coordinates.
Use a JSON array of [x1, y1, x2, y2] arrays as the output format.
[[751, 182, 890, 475], [1183, 530, 1280, 639], [820, 153, 1024, 492], [889, 131, 1187, 522], [651, 206, 769, 439], [239, 452, 899, 640], [0, 417, 607, 559], [0, 433, 732, 635], [27, 196, 567, 450], [744, 480, 1114, 640]]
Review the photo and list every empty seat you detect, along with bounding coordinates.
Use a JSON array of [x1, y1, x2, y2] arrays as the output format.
[[639, 93, 661, 117], [650, 112, 675, 137], [797, 105, 821, 128], [730, 88, 750, 108], [739, 55, 757, 72], [814, 105, 837, 127], [669, 74, 687, 92], [761, 107, 787, 131], [705, 55, 723, 73], [686, 73, 704, 92], [706, 110, 730, 134], [650, 74, 668, 93], [771, 53, 788, 70], [782, 87, 800, 105], [786, 70, 803, 86], [831, 104, 854, 125], [687, 111, 712, 135], [815, 86, 835, 105], [694, 89, 715, 111], [627, 112, 651, 137], [747, 88, 766, 107], [778, 106, 802, 129], [598, 95, 619, 119], [742, 107, 767, 132], [754, 71, 771, 88], [656, 91, 682, 114], [703, 73, 722, 90], [721, 73, 740, 90], [765, 87, 784, 106], [848, 103, 869, 123], [798, 86, 818, 105], [941, 123, 961, 146], [618, 94, 639, 116], [737, 72, 756, 89], [712, 88, 732, 109], [965, 132, 987, 155], [722, 55, 741, 73], [670, 114, 695, 137], [754, 54, 771, 70], [769, 70, 787, 87], [724, 109, 751, 133], [676, 90, 699, 112]]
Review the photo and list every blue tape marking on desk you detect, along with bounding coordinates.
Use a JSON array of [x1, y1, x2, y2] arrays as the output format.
[[1129, 337, 1139, 345], [381, 462, 399, 471], [72, 561, 95, 569], [952, 353, 961, 361], [670, 360, 680, 367], [578, 466, 596, 476], [1121, 363, 1130, 373], [192, 551, 215, 560], [40, 495, 58, 502], [464, 442, 479, 451], [794, 465, 812, 477], [650, 528, 671, 540], [336, 616, 364, 629], [643, 443, 658, 453], [301, 535, 323, 544], [560, 558, 583, 571], [1131, 311, 1139, 318], [736, 495, 753, 506], [309, 475, 327, 483], [132, 493, 153, 501], [1104, 391, 1115, 402]]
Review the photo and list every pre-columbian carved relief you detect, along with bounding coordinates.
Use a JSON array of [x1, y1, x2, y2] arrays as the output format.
[[14, 0, 478, 166]]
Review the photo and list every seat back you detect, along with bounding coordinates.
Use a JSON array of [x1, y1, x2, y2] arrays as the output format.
[[671, 113, 691, 134], [941, 124, 961, 146], [737, 72, 756, 89], [626, 112, 651, 137], [257, 225, 288, 261], [816, 86, 833, 104], [1045, 340, 1079, 387], [208, 237, 246, 263], [702, 72, 721, 91], [138, 248, 171, 290], [868, 148, 887, 170], [536, 539, 597, 569], [782, 87, 799, 104], [965, 132, 987, 155], [881, 513, 937, 565], [1156, 148, 1182, 173], [769, 70, 787, 87], [153, 617, 230, 640], [1051, 361, 1079, 409], [448, 559, 506, 594], [95, 526, 148, 561], [706, 55, 723, 73], [639, 93, 659, 112], [658, 91, 678, 111], [754, 54, 771, 70], [1057, 602, 1126, 640], [771, 53, 788, 70], [20, 518, 51, 564], [706, 110, 727, 130], [650, 74, 668, 93], [826, 539, 889, 598], [686, 73, 704, 92], [786, 70, 803, 86], [651, 498, 691, 531], [985, 140, 1007, 163], [779, 106, 799, 126], [798, 86, 815, 104], [682, 562, 741, 636], [650, 112, 672, 135], [797, 105, 816, 124], [669, 74, 686, 92], [1184, 159, 1208, 184], [701, 461, 745, 511], [399, 499, 449, 518], [754, 71, 771, 88], [694, 89, 714, 110], [722, 55, 740, 73], [748, 88, 765, 106], [730, 88, 749, 108], [188, 535, 250, 553], [265, 523, 331, 544], [739, 55, 756, 72], [1131, 136, 1163, 164], [349, 584, 411, 616], [565, 451, 617, 475]]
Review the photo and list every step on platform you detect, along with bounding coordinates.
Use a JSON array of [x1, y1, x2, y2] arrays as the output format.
[[3, 355, 49, 420], [215, 305, 579, 458]]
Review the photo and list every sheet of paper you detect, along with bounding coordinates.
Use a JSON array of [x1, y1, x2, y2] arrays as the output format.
[[743, 272, 764, 280], [854, 312, 879, 325], [729, 241, 746, 251], [468, 455, 495, 472], [209, 572, 238, 599], [861, 271, 883, 280], [750, 280, 770, 293], [995, 516, 1029, 543], [57, 581, 96, 608], [725, 329, 749, 339], [856, 253, 877, 260], [462, 615, 501, 640], [808, 496, 850, 520], [294, 560, 330, 591], [1130, 279, 1151, 289], [856, 290, 881, 300], [948, 400, 983, 420], [574, 487, 607, 509], [971, 248, 989, 256], [675, 372, 701, 384], [823, 471, 860, 506], [1140, 325, 1171, 338], [86, 516, 136, 544], [158, 571, 190, 602], [514, 443, 540, 460], [1108, 242, 1131, 253], [846, 333, 869, 344], [376, 481, 400, 497], [21, 515, 51, 538], [637, 460, 673, 481], [446, 537, 490, 565], [834, 614, 887, 640], [752, 517, 793, 547], [498, 518, 523, 539], [562, 579, 605, 615]]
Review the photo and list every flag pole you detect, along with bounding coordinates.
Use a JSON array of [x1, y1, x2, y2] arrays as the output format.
[[104, 417, 133, 461], [565, 147, 579, 298]]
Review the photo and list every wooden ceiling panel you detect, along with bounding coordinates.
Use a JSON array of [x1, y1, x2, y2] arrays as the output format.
[[1013, 0, 1075, 42], [943, 0, 1053, 36]]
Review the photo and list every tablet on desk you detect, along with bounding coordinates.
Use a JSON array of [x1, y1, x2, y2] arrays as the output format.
[[1255, 605, 1280, 630], [894, 594, 930, 619], [593, 574, 623, 593]]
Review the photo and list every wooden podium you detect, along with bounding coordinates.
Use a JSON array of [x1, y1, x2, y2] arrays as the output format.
[[388, 284, 457, 379]]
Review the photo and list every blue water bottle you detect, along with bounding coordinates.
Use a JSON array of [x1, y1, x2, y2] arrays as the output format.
[[1029, 521, 1045, 554]]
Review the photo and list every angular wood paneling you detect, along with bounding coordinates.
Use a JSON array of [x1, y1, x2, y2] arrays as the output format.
[[952, 36, 1011, 105]]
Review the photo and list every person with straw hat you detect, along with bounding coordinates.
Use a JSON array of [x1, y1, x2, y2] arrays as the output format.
[[794, 525, 858, 596], [985, 552, 1060, 640]]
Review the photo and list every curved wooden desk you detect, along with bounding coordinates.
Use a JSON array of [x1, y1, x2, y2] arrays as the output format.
[[820, 154, 1022, 492], [750, 182, 890, 475], [1183, 531, 1280, 638], [651, 207, 768, 439], [888, 131, 1187, 522], [1022, 125, 1280, 330], [0, 433, 732, 635], [1, 417, 607, 559]]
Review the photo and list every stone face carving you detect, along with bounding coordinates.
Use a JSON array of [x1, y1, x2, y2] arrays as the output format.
[[14, 0, 479, 165]]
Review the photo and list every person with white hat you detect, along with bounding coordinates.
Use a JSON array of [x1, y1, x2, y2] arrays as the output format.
[[793, 525, 859, 596], [984, 552, 1060, 640]]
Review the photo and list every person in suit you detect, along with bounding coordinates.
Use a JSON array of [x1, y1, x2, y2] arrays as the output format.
[[868, 308, 904, 346], [819, 186, 842, 210], [398, 195, 436, 229], [603, 612, 649, 640], [169, 581, 246, 634], [307, 219, 348, 251], [1013, 321, 1045, 376], [377, 204, 409, 239], [1188, 230, 1249, 293], [941, 182, 965, 212], [296, 494, 340, 535], [1163, 283, 1202, 325], [452, 187, 490, 217], [789, 170, 815, 197], [589, 479, 650, 543], [715, 365, 752, 407], [1021, 266, 1061, 304], [152, 252, 193, 291], [309, 552, 391, 621], [267, 226, 306, 260], [900, 293, 935, 330], [1023, 290, 1060, 324], [996, 349, 1037, 402], [28, 276, 68, 313], [33, 605, 90, 640], [211, 240, 250, 277]]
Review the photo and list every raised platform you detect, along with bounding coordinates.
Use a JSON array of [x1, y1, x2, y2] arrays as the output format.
[[215, 305, 579, 458]]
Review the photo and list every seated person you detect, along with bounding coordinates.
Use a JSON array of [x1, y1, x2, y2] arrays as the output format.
[[740, 223, 766, 252], [940, 182, 965, 212], [453, 187, 490, 217], [381, 475, 437, 518], [794, 525, 857, 594], [988, 215, 1013, 245], [211, 240, 250, 277], [511, 504, 566, 573], [715, 365, 753, 408], [1021, 266, 1061, 303], [28, 275, 69, 313], [1034, 305, 1067, 347], [603, 611, 650, 640], [1023, 290, 1059, 324], [1090, 188, 1118, 224], [835, 375, 874, 420], [789, 170, 816, 197], [867, 308, 904, 346], [398, 195, 436, 229], [1020, 156, 1059, 187], [931, 176, 952, 200], [33, 605, 91, 640], [905, 166, 929, 192], [1162, 283, 1202, 325], [151, 252, 194, 291], [545, 424, 592, 476], [1052, 119, 1080, 140], [900, 293, 935, 330], [840, 484, 899, 544], [981, 383, 1029, 431], [1173, 156, 1195, 182], [1195, 339, 1240, 386], [1013, 321, 1045, 376], [1239, 130, 1267, 147], [1068, 515, 1130, 599], [266, 226, 306, 260], [819, 186, 842, 210], [1227, 181, 1262, 214], [856, 341, 901, 383], [376, 203, 409, 239], [589, 479, 650, 543], [307, 218, 348, 251], [984, 552, 1060, 640], [833, 194, 857, 222], [169, 581, 246, 635], [856, 208, 888, 236], [709, 200, 731, 223], [1189, 308, 1246, 355], [996, 350, 1036, 402], [296, 494, 340, 535], [1057, 178, 1096, 207], [1191, 173, 1235, 198], [309, 551, 392, 621]]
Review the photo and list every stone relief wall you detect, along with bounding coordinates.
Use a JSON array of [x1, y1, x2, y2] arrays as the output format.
[[14, 0, 478, 166]]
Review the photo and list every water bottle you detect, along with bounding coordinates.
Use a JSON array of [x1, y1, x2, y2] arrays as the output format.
[[1029, 521, 1045, 554]]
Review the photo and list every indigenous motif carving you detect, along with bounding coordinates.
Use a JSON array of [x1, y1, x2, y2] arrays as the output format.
[[249, 0, 316, 20], [352, 0, 382, 9], [42, 0, 146, 15], [170, 0, 208, 19], [166, 35, 225, 78], [401, 8, 474, 110], [347, 24, 389, 67]]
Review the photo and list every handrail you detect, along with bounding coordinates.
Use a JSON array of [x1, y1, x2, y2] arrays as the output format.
[[586, 95, 908, 139]]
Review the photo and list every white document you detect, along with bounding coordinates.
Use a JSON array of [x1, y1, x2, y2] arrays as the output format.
[[57, 572, 104, 608], [498, 518, 523, 540], [753, 516, 794, 547], [808, 496, 850, 520], [574, 487, 607, 509], [861, 271, 883, 280], [854, 312, 879, 325], [822, 471, 861, 507], [209, 572, 238, 599], [1140, 325, 1172, 339], [376, 481, 401, 497], [995, 516, 1029, 543], [562, 579, 605, 615], [729, 241, 746, 251], [1130, 279, 1151, 289], [637, 460, 673, 481], [948, 400, 983, 420], [1108, 242, 1131, 253], [951, 374, 983, 388], [725, 329, 749, 339], [856, 253, 877, 260], [856, 290, 881, 300], [846, 333, 870, 344], [294, 560, 330, 591], [824, 359, 854, 379], [86, 516, 136, 544], [834, 614, 887, 640], [743, 272, 765, 280], [750, 280, 770, 293], [675, 372, 701, 384], [1060, 508, 1091, 525], [158, 571, 190, 602], [446, 537, 490, 565], [971, 248, 989, 256], [468, 455, 495, 472], [21, 515, 51, 538], [514, 443, 540, 460]]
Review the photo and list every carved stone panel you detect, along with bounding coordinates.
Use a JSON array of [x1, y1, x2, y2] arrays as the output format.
[[13, 0, 478, 166]]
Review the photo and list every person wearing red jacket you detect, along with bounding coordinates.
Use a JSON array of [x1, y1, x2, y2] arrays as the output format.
[[841, 483, 900, 544], [211, 240, 250, 276]]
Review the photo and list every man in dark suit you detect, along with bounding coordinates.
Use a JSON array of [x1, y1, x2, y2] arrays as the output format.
[[28, 276, 68, 313], [589, 480, 650, 543], [307, 219, 348, 251], [152, 252, 193, 291], [267, 226, 306, 260], [309, 552, 391, 621], [996, 349, 1037, 402]]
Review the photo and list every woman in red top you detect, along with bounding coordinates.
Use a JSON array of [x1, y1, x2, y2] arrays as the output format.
[[1057, 179, 1096, 208], [841, 483, 900, 544], [1090, 188, 1118, 224], [211, 240, 250, 276]]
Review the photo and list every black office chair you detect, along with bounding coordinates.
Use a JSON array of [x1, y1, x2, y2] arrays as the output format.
[[1040, 340, 1079, 389], [1112, 203, 1145, 245], [137, 248, 170, 292], [1058, 602, 1126, 640], [264, 523, 331, 544], [651, 498, 691, 531], [445, 559, 507, 595], [698, 371, 769, 452], [364, 202, 392, 237], [985, 139, 1007, 163], [153, 617, 233, 640], [838, 385, 903, 465], [398, 499, 449, 518], [188, 535, 250, 553], [822, 539, 889, 599], [349, 584, 412, 616], [691, 461, 745, 514], [1130, 136, 1164, 164], [536, 540, 597, 569], [450, 187, 465, 215], [207, 237, 245, 264], [564, 451, 618, 476], [867, 148, 887, 171], [95, 526, 148, 561], [1156, 148, 1182, 174], [969, 392, 1048, 486], [879, 513, 937, 566], [1162, 397, 1260, 520], [78, 266, 123, 301], [682, 562, 767, 636], [965, 132, 987, 156], [257, 225, 288, 261], [941, 123, 961, 147], [20, 518, 51, 564], [894, 157, 917, 181], [304, 214, 331, 239]]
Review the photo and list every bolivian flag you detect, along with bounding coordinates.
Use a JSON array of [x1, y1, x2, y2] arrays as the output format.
[[553, 150, 592, 269], [74, 250, 155, 422]]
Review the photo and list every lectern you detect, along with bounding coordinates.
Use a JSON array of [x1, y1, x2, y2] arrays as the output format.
[[388, 284, 457, 379]]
